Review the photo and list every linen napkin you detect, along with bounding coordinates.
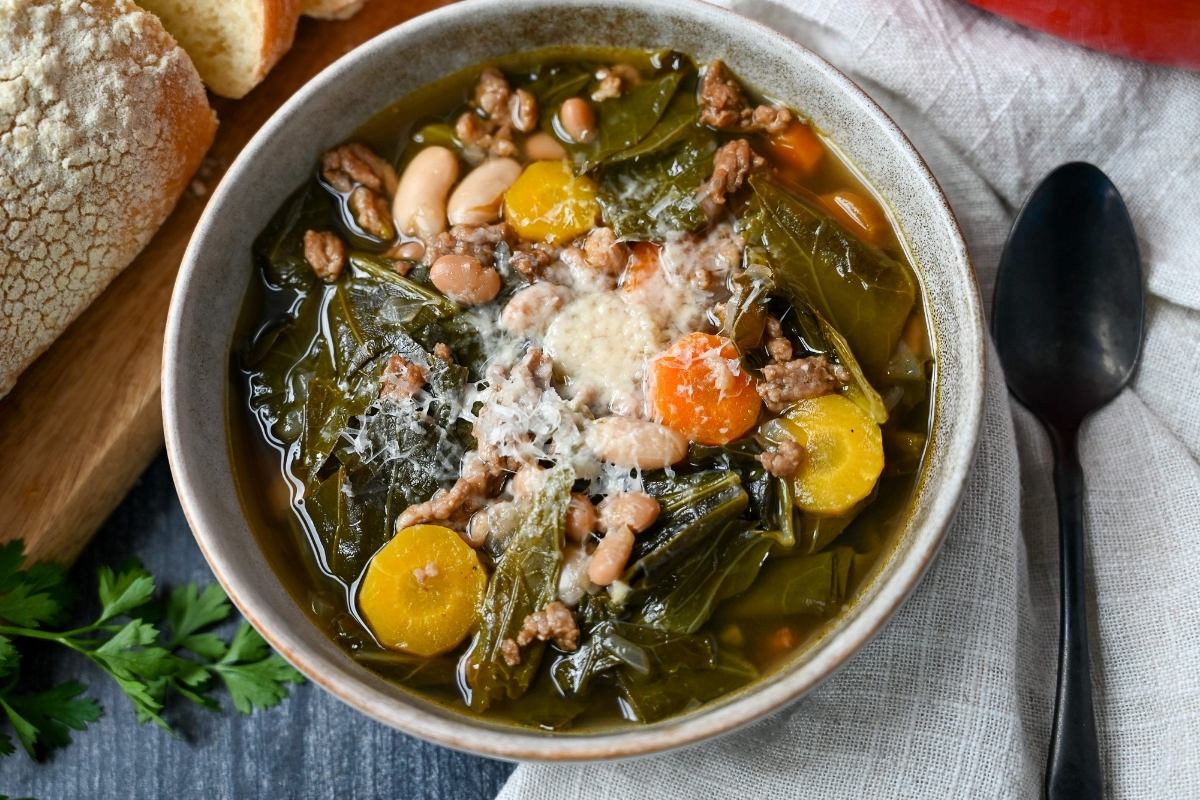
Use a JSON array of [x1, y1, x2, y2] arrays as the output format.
[[499, 1, 1200, 796]]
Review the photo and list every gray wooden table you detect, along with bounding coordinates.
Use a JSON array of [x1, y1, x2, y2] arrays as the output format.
[[2, 453, 514, 800]]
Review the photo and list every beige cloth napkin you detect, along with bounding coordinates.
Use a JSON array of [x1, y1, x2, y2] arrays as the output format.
[[499, 0, 1200, 796]]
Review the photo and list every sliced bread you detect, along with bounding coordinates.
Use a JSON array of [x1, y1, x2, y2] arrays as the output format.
[[302, 0, 368, 20], [136, 0, 302, 99], [0, 0, 217, 398]]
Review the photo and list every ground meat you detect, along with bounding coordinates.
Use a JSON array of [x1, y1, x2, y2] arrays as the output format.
[[516, 600, 580, 652], [303, 230, 346, 282], [660, 222, 743, 291], [412, 560, 439, 588], [699, 60, 751, 129], [700, 139, 764, 213], [560, 246, 617, 292], [456, 111, 489, 146], [321, 142, 396, 195], [759, 438, 805, 478], [394, 452, 503, 531], [433, 342, 453, 362], [591, 73, 623, 102], [348, 186, 393, 239], [423, 222, 517, 267], [698, 60, 797, 134], [756, 356, 850, 412], [500, 638, 521, 667], [509, 244, 557, 280], [765, 316, 794, 362], [509, 88, 538, 133], [379, 355, 427, 401], [472, 348, 561, 467], [750, 103, 796, 134], [473, 67, 511, 123], [591, 64, 641, 102], [581, 227, 628, 276]]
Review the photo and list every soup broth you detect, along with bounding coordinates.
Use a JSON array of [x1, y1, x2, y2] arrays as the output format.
[[229, 47, 933, 730]]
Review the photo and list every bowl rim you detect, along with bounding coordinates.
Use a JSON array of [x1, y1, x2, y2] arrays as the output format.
[[164, 0, 985, 762]]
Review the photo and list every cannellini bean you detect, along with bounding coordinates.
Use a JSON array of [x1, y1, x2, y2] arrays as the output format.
[[585, 416, 688, 469], [524, 131, 568, 161], [430, 254, 500, 305], [392, 146, 458, 239], [558, 97, 596, 143], [509, 463, 545, 497], [598, 492, 660, 534], [587, 524, 635, 586], [557, 544, 594, 606], [447, 158, 522, 227], [566, 493, 598, 542], [499, 281, 572, 336], [389, 240, 425, 261]]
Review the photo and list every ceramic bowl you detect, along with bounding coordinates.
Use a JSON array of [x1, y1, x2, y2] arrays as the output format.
[[164, 0, 985, 761]]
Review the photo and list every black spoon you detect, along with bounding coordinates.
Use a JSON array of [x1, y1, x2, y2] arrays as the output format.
[[992, 162, 1144, 799]]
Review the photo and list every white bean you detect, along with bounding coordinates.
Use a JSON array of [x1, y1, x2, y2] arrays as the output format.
[[524, 131, 568, 161], [446, 158, 522, 227], [430, 254, 500, 305], [566, 493, 598, 542], [392, 146, 458, 239], [587, 524, 635, 586], [598, 492, 660, 534], [558, 97, 596, 144], [499, 281, 571, 336], [585, 416, 688, 469]]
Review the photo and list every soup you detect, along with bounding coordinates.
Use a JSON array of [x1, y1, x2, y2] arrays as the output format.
[[230, 48, 933, 730]]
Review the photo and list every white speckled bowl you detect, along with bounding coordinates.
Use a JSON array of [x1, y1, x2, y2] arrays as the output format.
[[164, 0, 985, 761]]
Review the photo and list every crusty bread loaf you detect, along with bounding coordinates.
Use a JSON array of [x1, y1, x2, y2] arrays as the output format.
[[136, 0, 301, 99], [301, 0, 367, 20], [0, 0, 217, 399]]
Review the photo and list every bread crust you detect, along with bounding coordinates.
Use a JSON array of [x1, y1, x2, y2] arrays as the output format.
[[253, 0, 303, 98], [302, 0, 367, 21], [0, 0, 217, 397]]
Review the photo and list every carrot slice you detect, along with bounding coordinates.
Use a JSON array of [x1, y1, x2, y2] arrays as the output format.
[[621, 241, 661, 291], [765, 121, 824, 176], [358, 524, 487, 656], [648, 332, 761, 446], [820, 189, 887, 246]]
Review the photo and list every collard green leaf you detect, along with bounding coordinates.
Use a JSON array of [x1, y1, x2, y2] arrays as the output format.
[[615, 647, 756, 723], [627, 470, 748, 586], [353, 650, 459, 689], [604, 87, 699, 164], [597, 129, 716, 240], [739, 175, 916, 379], [718, 547, 854, 620], [466, 465, 573, 711], [551, 620, 718, 697], [632, 524, 772, 635], [566, 70, 685, 171], [253, 181, 330, 290], [723, 246, 775, 354]]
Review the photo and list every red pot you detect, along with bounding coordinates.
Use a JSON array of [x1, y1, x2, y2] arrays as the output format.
[[967, 0, 1200, 70]]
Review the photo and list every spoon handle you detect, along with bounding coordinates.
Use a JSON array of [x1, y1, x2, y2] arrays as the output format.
[[1045, 430, 1102, 799]]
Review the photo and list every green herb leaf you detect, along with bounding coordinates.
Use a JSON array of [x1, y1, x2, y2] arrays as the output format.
[[165, 583, 231, 648], [1, 683, 102, 757], [211, 623, 304, 714], [96, 565, 156, 624]]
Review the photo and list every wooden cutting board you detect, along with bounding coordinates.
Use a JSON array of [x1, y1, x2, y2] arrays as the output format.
[[0, 0, 450, 565]]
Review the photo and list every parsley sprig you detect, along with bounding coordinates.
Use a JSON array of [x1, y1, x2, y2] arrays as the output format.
[[0, 540, 303, 759]]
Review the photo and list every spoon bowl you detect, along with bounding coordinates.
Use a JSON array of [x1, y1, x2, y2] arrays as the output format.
[[993, 162, 1143, 431]]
